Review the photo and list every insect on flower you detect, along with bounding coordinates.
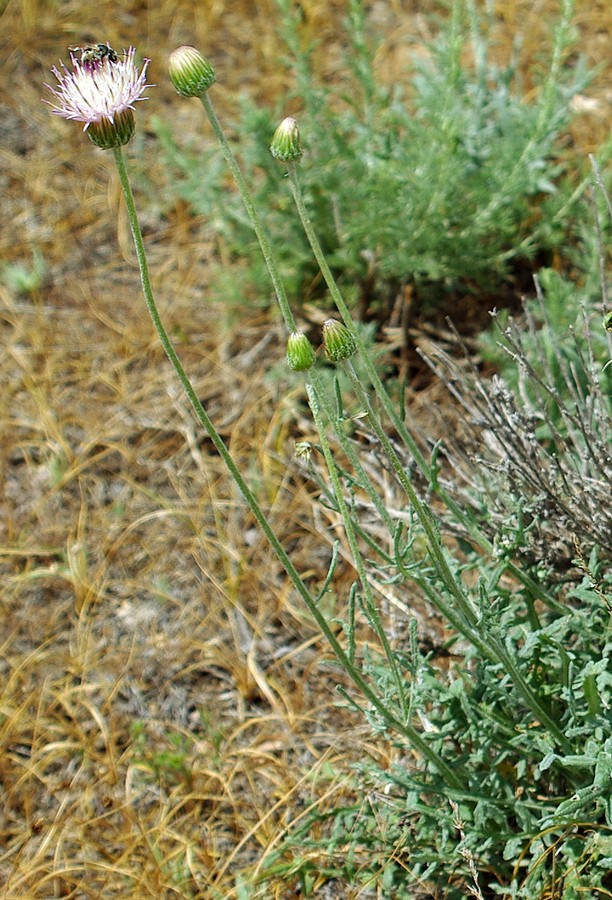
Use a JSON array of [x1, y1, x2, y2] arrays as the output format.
[[69, 42, 119, 67], [45, 45, 152, 148]]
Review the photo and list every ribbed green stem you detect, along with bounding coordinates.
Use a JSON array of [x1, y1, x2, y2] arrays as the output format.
[[199, 93, 297, 333], [306, 381, 409, 724], [342, 360, 479, 628], [112, 145, 465, 789], [309, 370, 395, 534]]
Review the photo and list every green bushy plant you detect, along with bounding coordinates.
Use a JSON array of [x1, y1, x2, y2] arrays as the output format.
[[250, 61, 611, 893], [155, 0, 590, 314], [421, 151, 612, 579], [480, 151, 612, 408], [246, 516, 611, 896]]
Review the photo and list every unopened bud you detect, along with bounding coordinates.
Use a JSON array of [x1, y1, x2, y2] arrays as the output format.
[[169, 46, 216, 97], [270, 117, 302, 162], [286, 331, 316, 371], [322, 319, 357, 362]]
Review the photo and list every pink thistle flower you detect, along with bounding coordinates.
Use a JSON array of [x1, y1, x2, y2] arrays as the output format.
[[45, 46, 152, 148]]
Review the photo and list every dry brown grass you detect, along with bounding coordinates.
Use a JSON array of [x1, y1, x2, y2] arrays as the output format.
[[1, 0, 611, 897]]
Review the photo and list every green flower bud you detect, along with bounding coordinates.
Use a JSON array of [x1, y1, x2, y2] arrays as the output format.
[[87, 108, 135, 148], [322, 319, 357, 362], [168, 46, 216, 97], [286, 331, 316, 371], [270, 117, 302, 162]]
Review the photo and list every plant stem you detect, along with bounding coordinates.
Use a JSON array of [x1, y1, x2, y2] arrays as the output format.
[[342, 360, 479, 628], [309, 369, 396, 534], [199, 92, 297, 333], [306, 380, 409, 723]]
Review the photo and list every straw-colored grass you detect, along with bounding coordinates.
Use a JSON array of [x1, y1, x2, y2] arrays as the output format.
[[1, 1, 611, 896]]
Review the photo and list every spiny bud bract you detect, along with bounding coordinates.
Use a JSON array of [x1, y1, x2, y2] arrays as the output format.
[[169, 46, 216, 97], [87, 108, 135, 148], [270, 117, 302, 162], [322, 319, 357, 362], [286, 331, 316, 371]]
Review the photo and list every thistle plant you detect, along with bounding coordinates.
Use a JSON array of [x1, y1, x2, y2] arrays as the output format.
[[45, 22, 612, 896], [45, 41, 466, 792]]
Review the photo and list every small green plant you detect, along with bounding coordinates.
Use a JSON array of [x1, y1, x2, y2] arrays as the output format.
[[255, 568, 612, 897], [2, 250, 46, 298], [130, 722, 194, 788]]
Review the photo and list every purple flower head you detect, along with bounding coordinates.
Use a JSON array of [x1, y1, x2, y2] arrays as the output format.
[[45, 46, 152, 133]]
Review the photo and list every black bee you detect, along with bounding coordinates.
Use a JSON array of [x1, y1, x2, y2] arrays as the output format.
[[70, 42, 118, 66]]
